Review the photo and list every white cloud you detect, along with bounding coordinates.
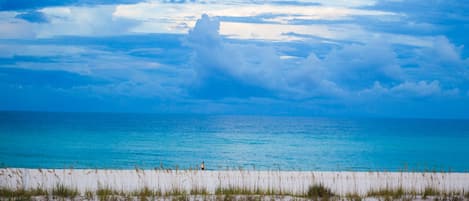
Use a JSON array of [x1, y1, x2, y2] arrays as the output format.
[[0, 0, 436, 47], [0, 12, 37, 38], [309, 0, 377, 7], [220, 22, 337, 41], [185, 14, 288, 97], [184, 14, 469, 100], [115, 1, 435, 47], [114, 1, 391, 21], [391, 80, 442, 96], [183, 13, 469, 99], [407, 36, 469, 86], [284, 38, 404, 97], [186, 15, 388, 99], [33, 5, 138, 37], [361, 80, 462, 98], [112, 1, 409, 43]]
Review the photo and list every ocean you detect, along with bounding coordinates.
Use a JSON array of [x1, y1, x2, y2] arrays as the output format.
[[0, 111, 468, 171]]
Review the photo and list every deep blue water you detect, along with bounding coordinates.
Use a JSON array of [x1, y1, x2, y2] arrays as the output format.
[[0, 111, 468, 171]]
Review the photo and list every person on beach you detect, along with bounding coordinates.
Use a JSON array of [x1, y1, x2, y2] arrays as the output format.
[[200, 161, 205, 170]]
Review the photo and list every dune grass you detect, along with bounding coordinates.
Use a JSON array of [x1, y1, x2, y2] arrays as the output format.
[[96, 187, 121, 201], [367, 186, 405, 199], [84, 190, 94, 200], [306, 184, 335, 201], [190, 187, 209, 195], [422, 186, 440, 199], [52, 184, 78, 198], [215, 186, 291, 197], [165, 188, 187, 196], [0, 187, 48, 198], [1, 168, 469, 200], [344, 193, 362, 201], [215, 187, 256, 195], [131, 187, 158, 197], [1, 185, 469, 201]]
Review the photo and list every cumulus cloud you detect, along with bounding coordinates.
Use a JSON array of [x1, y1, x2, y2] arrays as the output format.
[[311, 39, 402, 89], [406, 36, 469, 91], [392, 81, 442, 96], [364, 80, 444, 97], [186, 14, 221, 48], [184, 14, 469, 103], [2, 1, 469, 117], [285, 38, 405, 98], [185, 14, 285, 98]]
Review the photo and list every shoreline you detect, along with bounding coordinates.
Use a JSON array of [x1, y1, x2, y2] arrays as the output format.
[[3, 166, 467, 173], [2, 168, 469, 196]]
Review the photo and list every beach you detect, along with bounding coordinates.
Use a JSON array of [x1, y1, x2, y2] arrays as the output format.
[[1, 168, 469, 200]]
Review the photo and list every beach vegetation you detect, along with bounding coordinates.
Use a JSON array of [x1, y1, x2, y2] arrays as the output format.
[[0, 187, 48, 198], [345, 193, 362, 201], [97, 187, 119, 201], [0, 188, 29, 199], [171, 194, 190, 201], [422, 187, 440, 199], [215, 186, 294, 197], [307, 184, 334, 200], [367, 187, 405, 199], [190, 187, 209, 195], [0, 186, 468, 201], [2, 168, 469, 201], [85, 190, 94, 200], [216, 187, 248, 195], [215, 187, 275, 196], [132, 186, 162, 199], [165, 188, 187, 196], [52, 184, 78, 198], [222, 194, 236, 201]]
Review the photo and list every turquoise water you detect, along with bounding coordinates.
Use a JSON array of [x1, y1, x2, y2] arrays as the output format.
[[0, 111, 468, 171]]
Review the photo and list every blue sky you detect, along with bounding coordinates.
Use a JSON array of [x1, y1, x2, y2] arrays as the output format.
[[0, 0, 468, 118]]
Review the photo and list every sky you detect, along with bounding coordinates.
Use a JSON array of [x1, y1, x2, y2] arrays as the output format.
[[0, 0, 468, 118]]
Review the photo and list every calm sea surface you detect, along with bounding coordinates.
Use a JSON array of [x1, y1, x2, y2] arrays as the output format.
[[1, 111, 468, 171]]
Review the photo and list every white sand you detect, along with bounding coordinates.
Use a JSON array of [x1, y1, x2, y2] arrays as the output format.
[[1, 168, 468, 195]]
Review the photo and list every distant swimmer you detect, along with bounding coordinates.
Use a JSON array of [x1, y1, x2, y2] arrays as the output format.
[[200, 161, 205, 170]]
